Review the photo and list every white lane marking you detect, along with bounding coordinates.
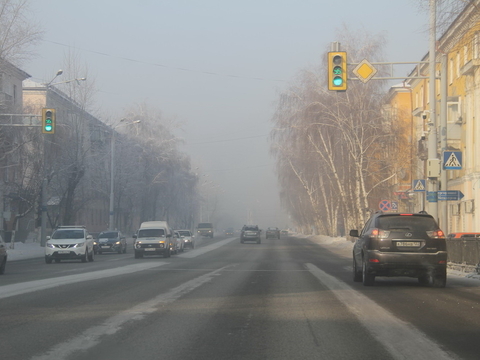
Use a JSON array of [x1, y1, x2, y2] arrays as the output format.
[[0, 262, 168, 300], [178, 237, 237, 258], [31, 265, 232, 360], [306, 263, 456, 360]]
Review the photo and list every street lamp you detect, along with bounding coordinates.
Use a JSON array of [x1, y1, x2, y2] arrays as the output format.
[[109, 119, 141, 230]]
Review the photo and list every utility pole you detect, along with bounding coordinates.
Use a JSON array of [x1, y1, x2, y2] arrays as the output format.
[[427, 0, 439, 220], [439, 54, 448, 233]]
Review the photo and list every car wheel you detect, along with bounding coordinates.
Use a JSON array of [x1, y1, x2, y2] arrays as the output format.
[[118, 247, 122, 254], [81, 250, 88, 263], [0, 258, 6, 274], [123, 244, 127, 253], [353, 257, 362, 282], [163, 249, 170, 258], [362, 258, 375, 286], [134, 251, 143, 259], [55, 258, 61, 263], [432, 268, 447, 288], [45, 256, 53, 264], [257, 238, 261, 244], [89, 248, 94, 262]]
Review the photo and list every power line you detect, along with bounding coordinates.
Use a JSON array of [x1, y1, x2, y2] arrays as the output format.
[[43, 39, 287, 83]]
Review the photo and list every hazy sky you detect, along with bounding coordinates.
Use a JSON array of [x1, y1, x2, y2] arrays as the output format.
[[24, 0, 430, 230]]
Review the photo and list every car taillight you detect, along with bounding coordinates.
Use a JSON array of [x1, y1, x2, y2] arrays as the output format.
[[426, 230, 444, 238], [371, 228, 390, 239]]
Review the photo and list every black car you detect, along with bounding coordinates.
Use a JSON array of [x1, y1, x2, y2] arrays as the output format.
[[350, 211, 447, 287], [241, 225, 261, 244], [96, 231, 127, 254]]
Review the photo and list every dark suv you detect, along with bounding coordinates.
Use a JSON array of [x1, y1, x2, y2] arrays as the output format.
[[350, 212, 447, 287]]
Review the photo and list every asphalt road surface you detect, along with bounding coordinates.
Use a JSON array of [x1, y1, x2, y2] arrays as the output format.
[[1, 234, 479, 360]]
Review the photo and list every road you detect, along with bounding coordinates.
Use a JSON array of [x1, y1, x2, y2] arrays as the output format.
[[1, 234, 480, 359]]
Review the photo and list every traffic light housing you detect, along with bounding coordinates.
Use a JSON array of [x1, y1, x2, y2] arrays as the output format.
[[42, 108, 56, 134], [328, 51, 347, 91]]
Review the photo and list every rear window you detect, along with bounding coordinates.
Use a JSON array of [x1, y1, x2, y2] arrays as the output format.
[[377, 215, 438, 231], [138, 229, 165, 237], [178, 230, 191, 236]]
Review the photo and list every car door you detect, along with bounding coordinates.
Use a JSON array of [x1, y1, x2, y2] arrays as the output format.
[[353, 217, 372, 265]]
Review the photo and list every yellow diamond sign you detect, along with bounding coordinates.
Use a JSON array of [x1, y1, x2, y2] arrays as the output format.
[[353, 59, 377, 83]]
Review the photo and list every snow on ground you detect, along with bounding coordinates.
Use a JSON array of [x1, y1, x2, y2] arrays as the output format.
[[5, 240, 45, 261]]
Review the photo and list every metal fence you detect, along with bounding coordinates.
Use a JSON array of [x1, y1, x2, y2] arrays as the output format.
[[446, 237, 480, 273]]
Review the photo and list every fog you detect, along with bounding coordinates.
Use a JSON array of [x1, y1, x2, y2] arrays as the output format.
[[25, 0, 429, 232]]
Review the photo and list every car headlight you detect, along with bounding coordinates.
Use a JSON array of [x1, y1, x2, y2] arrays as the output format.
[[46, 243, 55, 248], [115, 241, 121, 245], [74, 242, 86, 248]]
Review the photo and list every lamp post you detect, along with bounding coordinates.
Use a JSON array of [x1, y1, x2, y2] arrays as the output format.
[[109, 119, 140, 231]]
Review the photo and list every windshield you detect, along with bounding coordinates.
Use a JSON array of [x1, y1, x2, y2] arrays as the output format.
[[178, 231, 191, 236], [138, 229, 165, 237], [198, 223, 212, 228], [99, 231, 118, 238], [52, 229, 85, 239]]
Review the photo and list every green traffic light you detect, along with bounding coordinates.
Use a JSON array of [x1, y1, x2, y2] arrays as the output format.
[[333, 76, 343, 86]]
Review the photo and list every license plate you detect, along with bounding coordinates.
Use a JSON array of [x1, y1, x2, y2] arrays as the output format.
[[101, 246, 110, 249], [145, 248, 156, 251], [58, 250, 70, 254], [396, 241, 420, 247]]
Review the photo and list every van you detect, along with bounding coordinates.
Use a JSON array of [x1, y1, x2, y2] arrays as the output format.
[[133, 221, 177, 258]]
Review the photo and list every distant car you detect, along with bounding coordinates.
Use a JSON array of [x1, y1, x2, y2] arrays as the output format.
[[350, 211, 447, 287], [225, 228, 234, 236], [0, 234, 7, 274], [197, 222, 214, 238], [241, 225, 261, 244], [45, 226, 95, 263], [96, 230, 127, 254], [176, 229, 195, 249], [281, 229, 288, 236], [266, 227, 280, 239]]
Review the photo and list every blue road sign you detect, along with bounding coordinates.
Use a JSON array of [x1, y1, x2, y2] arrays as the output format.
[[443, 151, 462, 170], [379, 200, 391, 211], [391, 201, 398, 211], [427, 191, 438, 203], [437, 190, 464, 201], [413, 179, 426, 192]]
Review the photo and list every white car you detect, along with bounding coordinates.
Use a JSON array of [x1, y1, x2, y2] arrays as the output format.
[[45, 226, 95, 263], [176, 229, 195, 249]]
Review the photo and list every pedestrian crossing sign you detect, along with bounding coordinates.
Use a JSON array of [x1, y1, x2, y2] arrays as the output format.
[[443, 151, 462, 170], [413, 179, 426, 192]]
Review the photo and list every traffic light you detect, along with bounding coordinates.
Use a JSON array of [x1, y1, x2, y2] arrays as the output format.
[[42, 108, 56, 134], [328, 51, 347, 91]]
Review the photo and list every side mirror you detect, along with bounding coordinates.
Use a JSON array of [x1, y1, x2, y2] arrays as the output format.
[[349, 229, 359, 237], [133, 234, 137, 239]]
